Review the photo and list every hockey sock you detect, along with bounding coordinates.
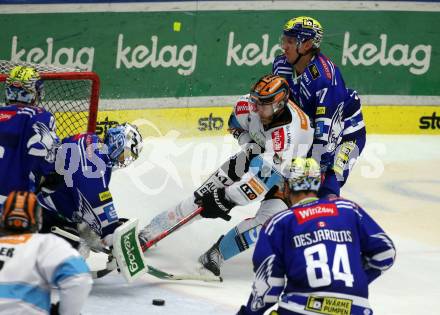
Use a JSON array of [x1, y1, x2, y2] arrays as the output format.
[[219, 225, 261, 261]]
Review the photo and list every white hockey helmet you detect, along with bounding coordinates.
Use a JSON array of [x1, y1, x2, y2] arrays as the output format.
[[104, 122, 143, 168]]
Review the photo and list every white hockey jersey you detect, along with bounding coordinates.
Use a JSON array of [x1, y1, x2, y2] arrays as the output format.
[[0, 233, 92, 315], [139, 95, 314, 242], [227, 94, 314, 205]]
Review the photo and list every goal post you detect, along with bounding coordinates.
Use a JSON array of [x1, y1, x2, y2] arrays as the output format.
[[0, 60, 100, 139]]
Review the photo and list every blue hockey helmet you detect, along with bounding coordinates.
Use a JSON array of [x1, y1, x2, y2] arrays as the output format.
[[104, 123, 143, 168], [286, 158, 321, 192], [283, 16, 324, 49], [5, 66, 44, 105]]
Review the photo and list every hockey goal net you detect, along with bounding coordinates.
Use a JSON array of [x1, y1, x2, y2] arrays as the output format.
[[0, 60, 99, 139]]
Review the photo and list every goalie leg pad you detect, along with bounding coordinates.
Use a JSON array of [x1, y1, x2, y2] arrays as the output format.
[[112, 218, 148, 282]]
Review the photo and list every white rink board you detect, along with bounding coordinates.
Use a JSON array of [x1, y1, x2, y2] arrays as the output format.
[[84, 134, 440, 315]]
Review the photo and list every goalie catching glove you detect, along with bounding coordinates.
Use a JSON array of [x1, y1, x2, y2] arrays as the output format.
[[196, 187, 235, 221]]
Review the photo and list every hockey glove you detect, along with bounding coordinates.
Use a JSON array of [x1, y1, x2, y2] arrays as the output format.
[[197, 187, 235, 221], [37, 172, 65, 194], [77, 222, 105, 252]]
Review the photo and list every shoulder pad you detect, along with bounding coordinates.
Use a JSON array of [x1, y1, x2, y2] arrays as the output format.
[[333, 197, 361, 208], [287, 100, 310, 130]]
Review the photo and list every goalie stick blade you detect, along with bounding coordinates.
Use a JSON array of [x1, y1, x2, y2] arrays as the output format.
[[90, 264, 222, 282], [91, 256, 119, 279], [51, 221, 220, 283], [147, 265, 223, 282], [92, 268, 115, 279]]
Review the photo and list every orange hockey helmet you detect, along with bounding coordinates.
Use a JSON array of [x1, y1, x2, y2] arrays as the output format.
[[250, 74, 290, 124], [1, 191, 42, 234]]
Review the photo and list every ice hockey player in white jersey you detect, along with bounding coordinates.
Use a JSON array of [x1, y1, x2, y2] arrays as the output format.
[[139, 75, 314, 276], [0, 191, 92, 315]]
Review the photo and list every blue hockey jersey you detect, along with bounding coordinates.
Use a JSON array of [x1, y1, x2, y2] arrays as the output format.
[[273, 53, 366, 171], [240, 197, 395, 315], [0, 104, 58, 203], [38, 133, 119, 241]]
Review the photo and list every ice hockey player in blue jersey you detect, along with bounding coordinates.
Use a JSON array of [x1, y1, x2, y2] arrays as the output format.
[[238, 158, 395, 315], [273, 17, 366, 197], [38, 122, 143, 252], [0, 66, 59, 204], [0, 191, 92, 315]]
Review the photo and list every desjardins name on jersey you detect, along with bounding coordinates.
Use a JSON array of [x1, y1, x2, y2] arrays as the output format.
[[293, 229, 352, 248]]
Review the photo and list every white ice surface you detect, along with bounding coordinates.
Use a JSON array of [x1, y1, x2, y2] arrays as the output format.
[[83, 134, 440, 315]]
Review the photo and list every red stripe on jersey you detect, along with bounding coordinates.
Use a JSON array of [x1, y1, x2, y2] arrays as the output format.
[[318, 56, 332, 80], [235, 101, 250, 115], [0, 111, 17, 122], [271, 128, 285, 152], [294, 203, 338, 224]]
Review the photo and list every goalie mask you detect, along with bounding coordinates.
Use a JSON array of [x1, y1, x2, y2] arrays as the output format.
[[285, 158, 321, 193], [0, 191, 42, 234], [104, 123, 143, 168], [5, 66, 44, 106], [249, 74, 290, 125]]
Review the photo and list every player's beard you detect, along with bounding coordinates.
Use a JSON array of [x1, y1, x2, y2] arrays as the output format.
[[257, 104, 275, 126], [260, 115, 272, 126]]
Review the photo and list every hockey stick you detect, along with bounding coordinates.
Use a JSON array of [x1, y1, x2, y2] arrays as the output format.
[[50, 226, 111, 254], [94, 206, 204, 279], [138, 207, 223, 281], [147, 265, 222, 282], [141, 206, 204, 251], [51, 223, 221, 282], [92, 260, 222, 282], [51, 226, 116, 278], [51, 226, 81, 242]]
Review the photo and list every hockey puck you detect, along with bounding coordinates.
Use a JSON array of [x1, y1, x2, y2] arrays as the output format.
[[152, 299, 165, 306]]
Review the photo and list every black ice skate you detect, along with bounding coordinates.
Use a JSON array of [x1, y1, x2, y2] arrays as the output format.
[[198, 235, 224, 276]]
